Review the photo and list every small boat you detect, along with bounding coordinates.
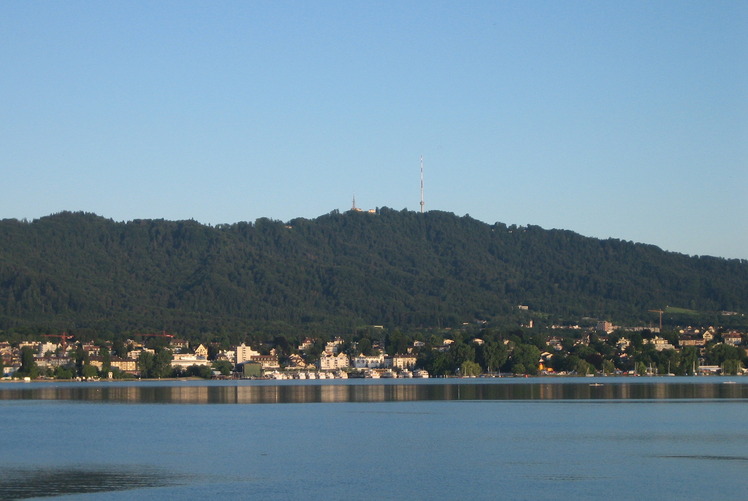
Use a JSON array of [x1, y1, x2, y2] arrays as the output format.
[[364, 369, 380, 379], [380, 369, 397, 378], [400, 369, 413, 378], [413, 369, 429, 378]]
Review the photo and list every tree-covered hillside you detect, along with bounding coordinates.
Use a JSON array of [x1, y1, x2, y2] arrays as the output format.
[[1, 209, 747, 337]]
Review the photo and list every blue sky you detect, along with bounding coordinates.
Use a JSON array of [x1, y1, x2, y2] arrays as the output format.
[[2, 1, 746, 259]]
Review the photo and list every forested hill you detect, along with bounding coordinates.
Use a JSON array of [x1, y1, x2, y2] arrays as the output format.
[[1, 209, 747, 336]]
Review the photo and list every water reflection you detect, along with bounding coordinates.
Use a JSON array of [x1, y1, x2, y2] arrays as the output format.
[[0, 465, 186, 499], [1, 379, 748, 404]]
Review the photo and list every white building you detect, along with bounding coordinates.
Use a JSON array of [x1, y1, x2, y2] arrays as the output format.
[[325, 337, 345, 354], [319, 352, 350, 371], [37, 342, 58, 356], [387, 355, 417, 370], [170, 354, 211, 369], [235, 343, 261, 364], [351, 353, 385, 369]]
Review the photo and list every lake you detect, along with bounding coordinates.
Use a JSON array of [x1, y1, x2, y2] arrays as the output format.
[[2, 377, 748, 500]]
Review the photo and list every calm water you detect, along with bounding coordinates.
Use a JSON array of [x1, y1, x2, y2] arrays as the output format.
[[2, 377, 748, 500]]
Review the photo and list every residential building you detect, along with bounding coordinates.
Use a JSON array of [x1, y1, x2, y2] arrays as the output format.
[[723, 332, 743, 346], [194, 344, 209, 359], [351, 353, 384, 369], [325, 337, 345, 354], [387, 355, 417, 369], [235, 343, 261, 364], [319, 352, 349, 371], [647, 336, 676, 351], [250, 355, 280, 369]]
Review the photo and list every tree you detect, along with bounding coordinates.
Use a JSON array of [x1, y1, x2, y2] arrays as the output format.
[[511, 363, 526, 375], [82, 364, 98, 379], [511, 344, 540, 376], [679, 346, 699, 375], [112, 339, 127, 358], [448, 342, 475, 372], [357, 338, 372, 357], [137, 351, 155, 377], [706, 343, 742, 366], [54, 365, 75, 379], [476, 341, 508, 373], [153, 349, 173, 378], [18, 346, 39, 379], [723, 359, 742, 376], [602, 359, 616, 375], [99, 346, 111, 374], [460, 360, 482, 377], [573, 358, 591, 376], [186, 364, 212, 378], [74, 344, 89, 377], [212, 360, 233, 376], [137, 348, 173, 378]]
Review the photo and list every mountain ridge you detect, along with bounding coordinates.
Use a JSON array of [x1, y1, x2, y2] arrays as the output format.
[[1, 208, 746, 336]]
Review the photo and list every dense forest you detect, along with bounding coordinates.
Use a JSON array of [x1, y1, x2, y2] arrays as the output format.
[[1, 209, 747, 341]]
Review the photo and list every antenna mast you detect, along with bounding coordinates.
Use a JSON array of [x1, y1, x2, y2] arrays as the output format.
[[420, 155, 425, 213]]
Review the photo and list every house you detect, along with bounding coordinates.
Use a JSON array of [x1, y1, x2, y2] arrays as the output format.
[[110, 356, 137, 373], [37, 342, 58, 356], [127, 348, 154, 360], [169, 338, 190, 351], [723, 332, 743, 346], [250, 355, 280, 369], [547, 337, 564, 351], [194, 344, 209, 359], [215, 350, 235, 363], [678, 334, 705, 347], [80, 342, 99, 356], [647, 336, 676, 352], [170, 353, 211, 369], [351, 353, 385, 369], [286, 353, 308, 369], [387, 355, 417, 369], [319, 352, 349, 371], [596, 321, 614, 334], [325, 337, 345, 354], [298, 338, 315, 352]]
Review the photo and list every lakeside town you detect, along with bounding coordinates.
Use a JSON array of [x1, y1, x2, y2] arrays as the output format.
[[3, 319, 748, 381]]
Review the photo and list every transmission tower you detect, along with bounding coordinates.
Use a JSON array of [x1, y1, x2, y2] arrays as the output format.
[[420, 156, 425, 213]]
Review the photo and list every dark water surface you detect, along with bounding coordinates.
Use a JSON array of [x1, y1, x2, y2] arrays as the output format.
[[2, 378, 748, 500]]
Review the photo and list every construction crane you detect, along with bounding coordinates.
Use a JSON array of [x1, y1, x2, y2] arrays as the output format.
[[648, 309, 664, 332], [42, 333, 74, 352], [135, 331, 174, 339], [135, 331, 174, 347]]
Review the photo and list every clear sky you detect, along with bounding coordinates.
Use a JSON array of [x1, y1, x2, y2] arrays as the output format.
[[2, 1, 746, 259]]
